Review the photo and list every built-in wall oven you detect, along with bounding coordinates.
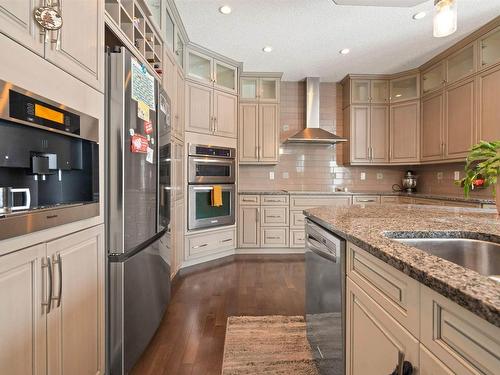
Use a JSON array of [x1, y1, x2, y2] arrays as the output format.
[[188, 144, 236, 230]]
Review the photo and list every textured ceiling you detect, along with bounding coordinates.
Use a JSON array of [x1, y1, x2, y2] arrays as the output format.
[[175, 0, 500, 82]]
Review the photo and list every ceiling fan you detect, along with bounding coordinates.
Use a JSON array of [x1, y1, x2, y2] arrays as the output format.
[[332, 0, 458, 38]]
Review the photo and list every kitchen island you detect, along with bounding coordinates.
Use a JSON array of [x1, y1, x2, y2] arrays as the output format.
[[304, 204, 500, 374]]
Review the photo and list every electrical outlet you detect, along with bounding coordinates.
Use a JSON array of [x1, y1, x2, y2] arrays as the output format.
[[269, 171, 275, 180], [282, 172, 289, 179], [454, 171, 460, 181], [283, 124, 289, 131], [360, 172, 366, 181], [376, 173, 383, 180], [437, 172, 443, 180]]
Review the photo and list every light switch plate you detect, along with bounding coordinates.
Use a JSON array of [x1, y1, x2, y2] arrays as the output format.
[[437, 172, 443, 180], [376, 173, 383, 180], [282, 172, 289, 179], [454, 171, 460, 181], [360, 172, 366, 180], [269, 171, 275, 180], [283, 124, 289, 131]]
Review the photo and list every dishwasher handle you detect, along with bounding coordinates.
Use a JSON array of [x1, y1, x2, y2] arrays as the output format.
[[306, 235, 337, 263]]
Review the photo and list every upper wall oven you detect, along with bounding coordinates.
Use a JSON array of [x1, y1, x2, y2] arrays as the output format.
[[188, 144, 235, 184]]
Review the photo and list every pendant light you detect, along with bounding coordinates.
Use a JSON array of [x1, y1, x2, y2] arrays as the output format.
[[433, 0, 458, 38]]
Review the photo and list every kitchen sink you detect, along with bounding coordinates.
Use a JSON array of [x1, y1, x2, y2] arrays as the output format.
[[392, 237, 500, 278]]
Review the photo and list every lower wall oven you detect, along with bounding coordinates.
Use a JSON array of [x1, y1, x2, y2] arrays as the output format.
[[188, 184, 235, 230]]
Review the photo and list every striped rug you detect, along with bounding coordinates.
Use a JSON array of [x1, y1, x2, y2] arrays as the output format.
[[221, 315, 319, 375]]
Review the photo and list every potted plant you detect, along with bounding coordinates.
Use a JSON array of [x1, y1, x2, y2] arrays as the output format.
[[460, 140, 500, 214]]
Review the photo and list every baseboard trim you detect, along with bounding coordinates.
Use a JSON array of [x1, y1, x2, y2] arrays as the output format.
[[181, 249, 235, 269], [235, 247, 305, 254]]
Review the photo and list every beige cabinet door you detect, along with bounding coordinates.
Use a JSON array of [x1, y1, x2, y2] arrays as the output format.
[[419, 345, 454, 375], [259, 78, 280, 103], [370, 105, 389, 162], [214, 60, 237, 94], [214, 90, 237, 138], [350, 105, 370, 163], [421, 92, 444, 161], [238, 206, 260, 248], [239, 103, 259, 162], [46, 226, 105, 375], [390, 100, 420, 163], [163, 51, 176, 103], [351, 80, 370, 104], [0, 244, 47, 375], [175, 68, 185, 140], [422, 62, 445, 96], [477, 65, 500, 142], [185, 81, 213, 135], [0, 0, 44, 56], [259, 103, 279, 163], [445, 78, 475, 159], [370, 80, 389, 104], [346, 278, 419, 375], [173, 139, 184, 202], [172, 198, 185, 275], [44, 0, 104, 91]]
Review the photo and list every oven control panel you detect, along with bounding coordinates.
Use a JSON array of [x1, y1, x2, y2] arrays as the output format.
[[189, 144, 235, 159]]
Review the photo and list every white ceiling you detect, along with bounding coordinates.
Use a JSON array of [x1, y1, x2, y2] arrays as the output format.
[[174, 0, 500, 82]]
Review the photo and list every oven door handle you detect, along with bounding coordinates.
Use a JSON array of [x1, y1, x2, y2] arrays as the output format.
[[191, 158, 234, 164], [306, 236, 337, 263], [193, 186, 214, 191]]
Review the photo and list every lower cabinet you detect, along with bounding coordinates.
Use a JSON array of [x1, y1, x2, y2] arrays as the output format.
[[260, 227, 289, 248], [186, 227, 236, 260], [420, 344, 454, 375], [238, 205, 260, 248], [346, 277, 419, 375], [0, 225, 105, 375]]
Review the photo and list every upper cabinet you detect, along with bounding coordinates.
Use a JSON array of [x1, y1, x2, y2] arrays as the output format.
[[241, 76, 280, 103], [1, 0, 104, 91], [446, 43, 475, 84], [351, 79, 371, 103], [370, 80, 390, 104], [390, 74, 419, 103], [477, 65, 500, 142], [186, 47, 238, 94], [421, 62, 445, 96], [0, 0, 45, 57], [479, 25, 500, 69]]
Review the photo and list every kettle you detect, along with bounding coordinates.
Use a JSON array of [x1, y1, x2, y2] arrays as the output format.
[[0, 187, 31, 214]]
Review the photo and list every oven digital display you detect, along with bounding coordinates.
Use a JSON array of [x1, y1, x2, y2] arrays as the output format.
[[34, 104, 64, 124], [195, 146, 231, 157]]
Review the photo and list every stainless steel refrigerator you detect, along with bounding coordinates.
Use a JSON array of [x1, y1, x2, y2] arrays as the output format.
[[106, 47, 172, 375]]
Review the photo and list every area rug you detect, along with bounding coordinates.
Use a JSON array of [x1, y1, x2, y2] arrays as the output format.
[[221, 315, 320, 375]]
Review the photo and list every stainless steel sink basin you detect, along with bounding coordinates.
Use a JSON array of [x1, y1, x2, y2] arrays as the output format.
[[393, 238, 500, 277]]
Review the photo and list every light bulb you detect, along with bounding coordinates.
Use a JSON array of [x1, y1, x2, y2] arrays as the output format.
[[433, 0, 457, 38]]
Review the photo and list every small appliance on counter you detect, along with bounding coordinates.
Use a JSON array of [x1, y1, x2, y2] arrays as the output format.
[[0, 79, 99, 240], [393, 170, 418, 193]]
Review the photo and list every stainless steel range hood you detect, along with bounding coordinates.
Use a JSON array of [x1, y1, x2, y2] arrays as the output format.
[[286, 77, 347, 144]]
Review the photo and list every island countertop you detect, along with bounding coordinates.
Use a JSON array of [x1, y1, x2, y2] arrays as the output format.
[[304, 204, 500, 327]]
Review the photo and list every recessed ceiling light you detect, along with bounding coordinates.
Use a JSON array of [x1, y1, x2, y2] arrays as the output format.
[[412, 11, 426, 20], [339, 48, 350, 55], [262, 46, 273, 53], [219, 5, 232, 14]]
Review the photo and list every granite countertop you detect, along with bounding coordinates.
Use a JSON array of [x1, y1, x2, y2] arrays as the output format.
[[238, 190, 495, 204], [304, 204, 500, 327]]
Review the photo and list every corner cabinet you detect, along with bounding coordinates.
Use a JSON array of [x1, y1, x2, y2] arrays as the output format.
[[0, 0, 104, 91], [0, 225, 105, 375], [239, 73, 282, 164], [185, 81, 237, 138]]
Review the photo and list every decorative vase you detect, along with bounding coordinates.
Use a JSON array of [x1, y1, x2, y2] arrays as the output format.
[[497, 181, 500, 215]]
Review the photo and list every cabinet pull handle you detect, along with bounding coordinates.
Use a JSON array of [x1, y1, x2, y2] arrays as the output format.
[[388, 351, 413, 375], [42, 256, 53, 314], [193, 243, 208, 249], [52, 254, 62, 308], [357, 199, 375, 202], [220, 238, 232, 243], [242, 199, 255, 202], [257, 208, 260, 222], [266, 215, 282, 218], [266, 236, 280, 240]]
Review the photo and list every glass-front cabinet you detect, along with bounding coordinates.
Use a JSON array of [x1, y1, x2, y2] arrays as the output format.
[[446, 44, 475, 84], [186, 47, 238, 94], [390, 74, 419, 103], [164, 8, 175, 52], [370, 80, 389, 103], [175, 32, 184, 68], [480, 26, 500, 68], [240, 76, 280, 102], [422, 63, 445, 95], [351, 80, 370, 103]]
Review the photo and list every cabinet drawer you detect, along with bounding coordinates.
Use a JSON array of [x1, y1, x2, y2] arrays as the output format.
[[261, 227, 289, 247], [239, 195, 260, 205], [187, 228, 235, 259], [420, 344, 454, 375], [399, 196, 414, 204], [290, 211, 306, 228], [353, 195, 380, 205], [413, 198, 443, 206], [261, 195, 289, 206], [347, 242, 420, 337], [441, 201, 480, 208], [381, 196, 400, 204], [290, 230, 305, 248], [420, 286, 500, 375], [261, 206, 289, 227], [290, 195, 351, 210]]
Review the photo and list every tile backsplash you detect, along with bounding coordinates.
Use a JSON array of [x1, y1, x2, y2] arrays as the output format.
[[239, 81, 494, 198]]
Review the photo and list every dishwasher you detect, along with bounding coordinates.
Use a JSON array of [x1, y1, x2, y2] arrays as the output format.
[[305, 218, 345, 375]]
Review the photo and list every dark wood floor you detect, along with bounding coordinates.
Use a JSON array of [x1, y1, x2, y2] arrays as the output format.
[[131, 254, 305, 375]]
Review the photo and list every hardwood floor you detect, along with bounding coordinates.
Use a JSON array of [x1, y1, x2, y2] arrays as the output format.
[[131, 254, 305, 375]]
